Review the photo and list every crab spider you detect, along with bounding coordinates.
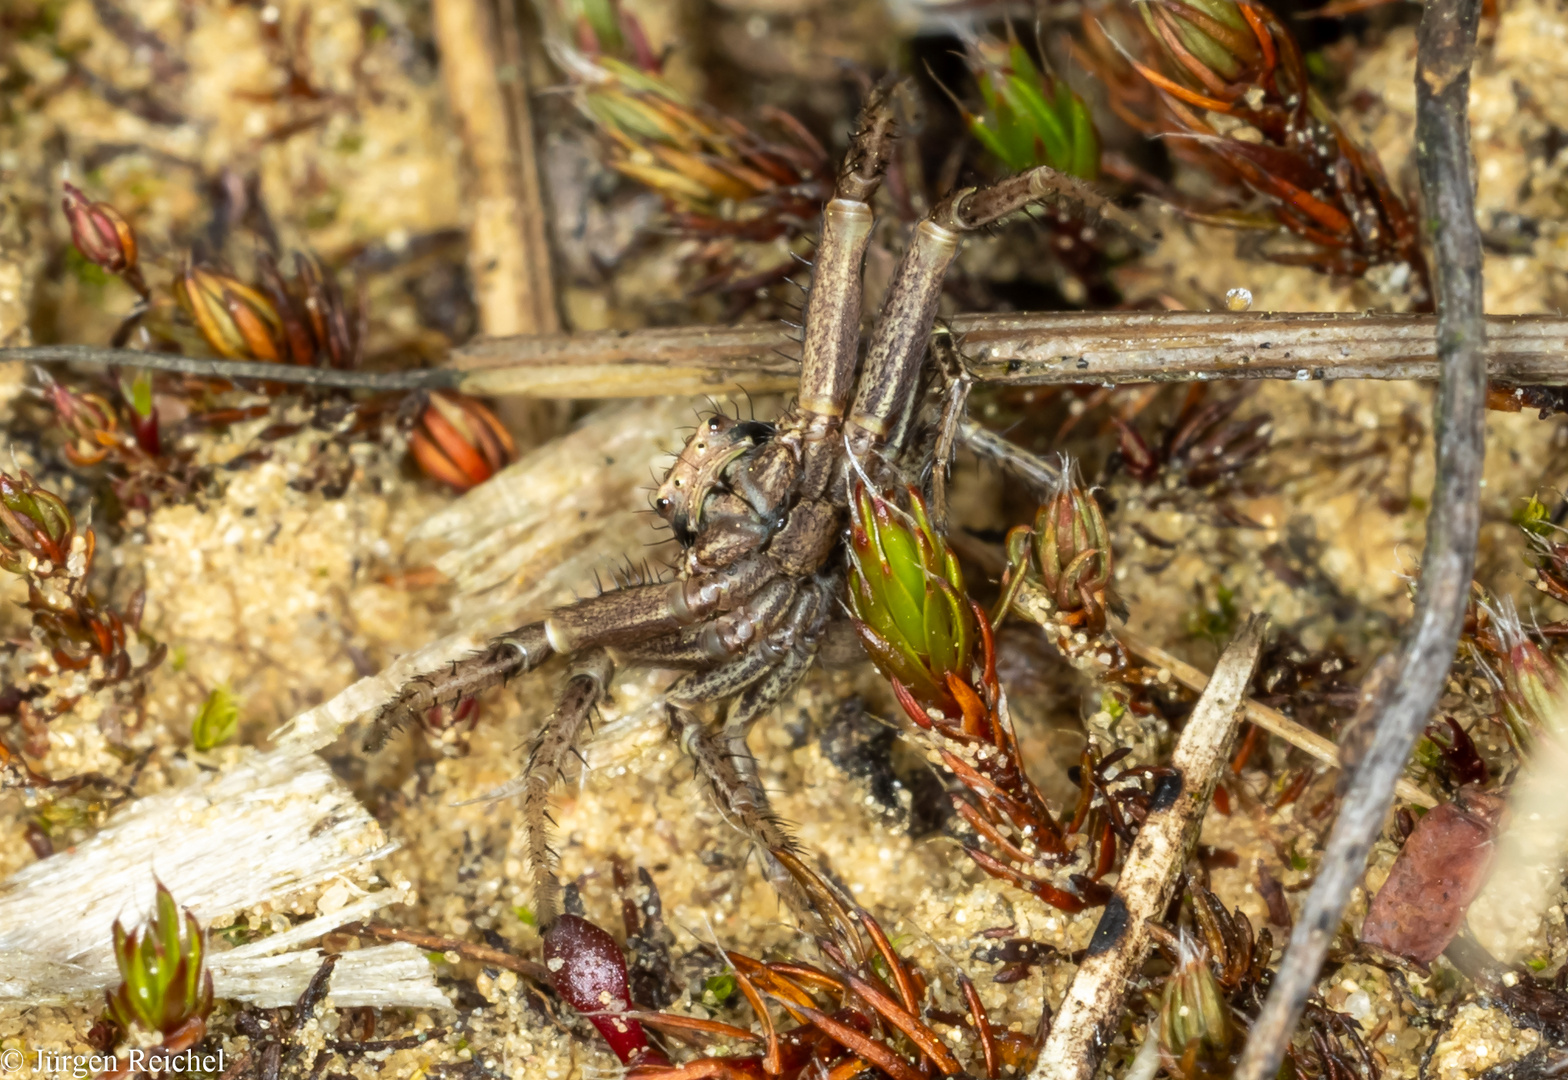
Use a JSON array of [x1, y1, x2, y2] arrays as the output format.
[[364, 84, 1121, 926]]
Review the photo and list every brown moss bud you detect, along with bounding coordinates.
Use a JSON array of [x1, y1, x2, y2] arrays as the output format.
[[1157, 933, 1235, 1077], [1009, 462, 1114, 631], [61, 183, 147, 295], [0, 471, 75, 578], [410, 392, 518, 491], [174, 260, 285, 361]]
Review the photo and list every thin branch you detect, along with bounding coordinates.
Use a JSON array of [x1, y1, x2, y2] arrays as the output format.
[[5, 311, 1564, 397], [0, 346, 457, 390], [1233, 0, 1487, 1073], [1118, 630, 1436, 809], [450, 311, 1568, 395], [343, 921, 553, 984], [492, 0, 560, 337], [1030, 616, 1267, 1080]]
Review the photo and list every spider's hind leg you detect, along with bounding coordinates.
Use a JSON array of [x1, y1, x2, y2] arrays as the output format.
[[667, 580, 833, 927], [845, 165, 1151, 464], [670, 704, 828, 935]]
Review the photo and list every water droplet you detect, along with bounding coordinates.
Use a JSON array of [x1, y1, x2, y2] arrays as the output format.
[[1225, 288, 1253, 312]]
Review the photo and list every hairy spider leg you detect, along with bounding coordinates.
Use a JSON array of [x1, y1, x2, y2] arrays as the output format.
[[794, 82, 897, 425], [521, 648, 613, 926], [363, 551, 781, 750], [845, 163, 1142, 467]]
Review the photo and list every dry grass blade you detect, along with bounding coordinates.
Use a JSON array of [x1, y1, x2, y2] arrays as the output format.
[[433, 0, 558, 337], [1232, 0, 1488, 1073], [345, 922, 552, 983], [8, 311, 1568, 396]]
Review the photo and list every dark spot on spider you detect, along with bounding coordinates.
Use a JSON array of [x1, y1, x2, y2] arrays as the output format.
[[655, 497, 672, 514], [1148, 769, 1184, 813], [1085, 894, 1129, 957], [707, 416, 725, 432], [734, 420, 776, 442]]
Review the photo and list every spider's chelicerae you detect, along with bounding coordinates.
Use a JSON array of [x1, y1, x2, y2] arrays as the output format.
[[363, 85, 1123, 926]]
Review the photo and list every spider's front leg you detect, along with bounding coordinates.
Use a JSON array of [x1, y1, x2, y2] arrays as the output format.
[[363, 553, 779, 749], [735, 82, 897, 508], [844, 165, 1139, 466], [362, 623, 553, 751]]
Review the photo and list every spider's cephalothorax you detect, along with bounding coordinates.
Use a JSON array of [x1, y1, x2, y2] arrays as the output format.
[[652, 412, 777, 563], [364, 83, 1125, 926]]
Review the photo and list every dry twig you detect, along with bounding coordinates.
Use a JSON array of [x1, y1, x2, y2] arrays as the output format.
[[1029, 615, 1266, 1080], [1233, 0, 1487, 1073], [5, 310, 1566, 396], [344, 921, 553, 983]]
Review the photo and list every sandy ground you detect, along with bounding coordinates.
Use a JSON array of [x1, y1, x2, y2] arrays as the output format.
[[5, 0, 1568, 1077]]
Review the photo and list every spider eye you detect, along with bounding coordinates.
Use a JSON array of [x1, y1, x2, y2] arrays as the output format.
[[696, 442, 706, 451], [673, 478, 682, 487], [655, 496, 672, 514], [707, 416, 723, 432]]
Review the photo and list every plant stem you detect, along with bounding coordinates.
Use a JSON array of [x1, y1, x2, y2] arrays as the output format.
[[1029, 615, 1267, 1080], [0, 345, 458, 389], [344, 921, 552, 983], [5, 310, 1562, 396], [1232, 0, 1487, 1073], [449, 311, 1568, 394]]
